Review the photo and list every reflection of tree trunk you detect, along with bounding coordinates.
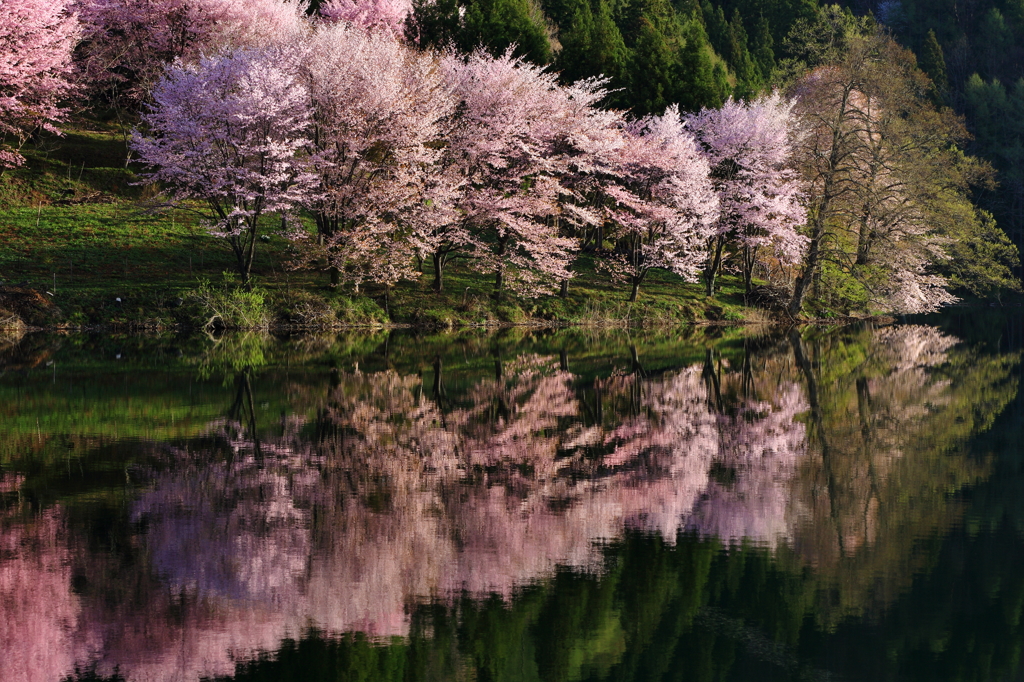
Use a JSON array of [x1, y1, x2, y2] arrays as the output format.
[[791, 329, 845, 556], [703, 348, 723, 412], [228, 370, 261, 459], [559, 350, 569, 372], [432, 355, 448, 428], [491, 350, 510, 420], [856, 377, 872, 442], [629, 345, 646, 377], [857, 377, 882, 542], [580, 381, 603, 428], [741, 342, 754, 399], [629, 346, 645, 415]]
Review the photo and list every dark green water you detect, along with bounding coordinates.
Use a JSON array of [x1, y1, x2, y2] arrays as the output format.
[[1, 315, 1022, 682]]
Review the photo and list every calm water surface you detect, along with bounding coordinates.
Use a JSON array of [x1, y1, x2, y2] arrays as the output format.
[[1, 316, 1022, 682]]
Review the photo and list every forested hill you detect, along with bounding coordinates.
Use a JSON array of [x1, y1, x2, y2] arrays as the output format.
[[862, 0, 1024, 262], [406, 0, 1024, 262]]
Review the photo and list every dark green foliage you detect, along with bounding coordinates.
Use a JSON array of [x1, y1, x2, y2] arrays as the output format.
[[612, 0, 727, 113], [407, 0, 554, 64], [206, 631, 408, 682], [625, 0, 685, 114], [463, 0, 554, 63], [918, 28, 949, 99], [674, 14, 731, 110], [942, 209, 1022, 297], [965, 74, 1024, 249], [724, 8, 761, 98], [405, 0, 463, 48], [555, 0, 631, 106], [781, 3, 869, 69], [751, 16, 776, 81]]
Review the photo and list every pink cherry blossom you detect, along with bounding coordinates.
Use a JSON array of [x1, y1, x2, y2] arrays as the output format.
[[132, 47, 317, 284], [0, 0, 79, 168]]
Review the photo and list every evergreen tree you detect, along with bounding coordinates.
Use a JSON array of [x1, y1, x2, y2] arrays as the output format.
[[701, 0, 729, 55], [918, 28, 949, 99], [725, 7, 760, 98], [675, 14, 731, 111], [752, 16, 776, 82], [556, 0, 630, 106], [628, 11, 677, 114], [406, 0, 464, 50], [462, 0, 554, 64], [407, 0, 554, 64]]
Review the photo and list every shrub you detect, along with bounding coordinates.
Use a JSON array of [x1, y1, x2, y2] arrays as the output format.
[[276, 290, 335, 328], [190, 276, 270, 329]]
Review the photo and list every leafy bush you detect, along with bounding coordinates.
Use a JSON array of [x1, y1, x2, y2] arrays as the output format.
[[190, 276, 269, 329], [335, 295, 388, 325], [276, 290, 335, 328]]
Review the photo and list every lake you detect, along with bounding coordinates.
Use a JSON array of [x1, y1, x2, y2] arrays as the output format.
[[1, 314, 1022, 682]]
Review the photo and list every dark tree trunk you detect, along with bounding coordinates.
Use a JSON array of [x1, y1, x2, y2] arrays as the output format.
[[629, 279, 640, 302], [432, 252, 444, 293], [704, 237, 725, 297]]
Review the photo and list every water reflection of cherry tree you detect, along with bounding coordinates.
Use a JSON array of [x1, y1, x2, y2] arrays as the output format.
[[111, 346, 810, 668], [0, 506, 81, 682], [3, 323, 1008, 682]]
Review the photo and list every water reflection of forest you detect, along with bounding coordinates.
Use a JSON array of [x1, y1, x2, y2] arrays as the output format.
[[0, 323, 1019, 682]]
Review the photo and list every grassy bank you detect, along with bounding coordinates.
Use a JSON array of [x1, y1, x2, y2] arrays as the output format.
[[0, 121, 763, 330]]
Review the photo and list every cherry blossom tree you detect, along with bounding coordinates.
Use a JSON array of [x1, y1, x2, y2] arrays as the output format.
[[318, 0, 412, 37], [0, 0, 80, 169], [299, 21, 456, 290], [687, 93, 808, 297], [605, 106, 719, 302], [439, 49, 583, 297], [74, 0, 308, 147], [132, 47, 317, 285]]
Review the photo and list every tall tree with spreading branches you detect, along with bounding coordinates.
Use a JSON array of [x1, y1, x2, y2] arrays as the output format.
[[300, 20, 457, 290], [132, 47, 317, 286], [605, 105, 719, 302], [439, 49, 584, 297]]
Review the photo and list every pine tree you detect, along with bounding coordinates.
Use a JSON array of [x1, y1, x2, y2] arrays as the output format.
[[726, 8, 759, 99], [557, 0, 629, 103], [408, 0, 554, 64], [674, 14, 730, 111], [918, 28, 949, 98], [701, 1, 728, 56], [556, 0, 597, 81], [752, 16, 775, 82], [406, 0, 463, 49], [462, 0, 554, 64], [629, 14, 676, 114]]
